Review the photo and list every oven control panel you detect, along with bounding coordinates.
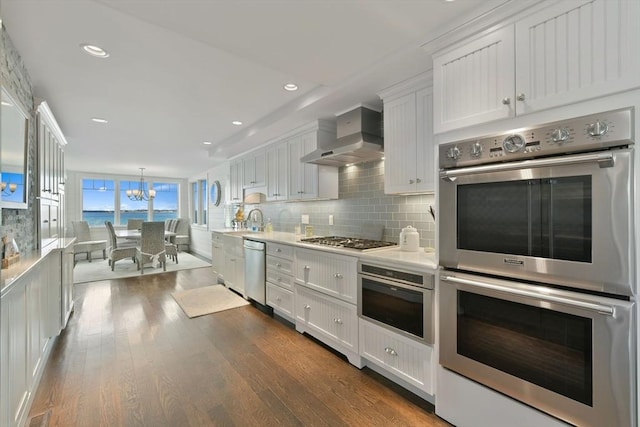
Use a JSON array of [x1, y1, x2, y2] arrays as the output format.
[[439, 107, 633, 169]]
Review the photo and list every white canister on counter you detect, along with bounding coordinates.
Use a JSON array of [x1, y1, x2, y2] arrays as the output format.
[[399, 226, 420, 252]]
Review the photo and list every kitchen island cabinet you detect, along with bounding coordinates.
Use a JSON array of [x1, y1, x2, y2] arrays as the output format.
[[432, 0, 640, 133]]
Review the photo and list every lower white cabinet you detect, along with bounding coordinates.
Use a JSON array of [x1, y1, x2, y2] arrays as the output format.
[[266, 282, 294, 321], [359, 319, 435, 397], [295, 284, 361, 367], [223, 235, 245, 297], [211, 232, 225, 280], [61, 244, 74, 328]]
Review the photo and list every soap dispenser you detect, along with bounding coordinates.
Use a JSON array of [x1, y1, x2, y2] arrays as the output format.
[[265, 218, 273, 233]]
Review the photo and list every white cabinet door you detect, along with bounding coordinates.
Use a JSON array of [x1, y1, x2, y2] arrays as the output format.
[[266, 142, 289, 201], [433, 25, 515, 133], [294, 248, 357, 304], [515, 0, 640, 114], [288, 132, 319, 200], [415, 87, 435, 193], [242, 150, 266, 188], [61, 244, 74, 328], [360, 320, 435, 395], [266, 282, 295, 321], [383, 93, 417, 194], [46, 251, 62, 339], [212, 242, 225, 279], [27, 265, 45, 390], [229, 159, 243, 203], [1, 281, 28, 427]]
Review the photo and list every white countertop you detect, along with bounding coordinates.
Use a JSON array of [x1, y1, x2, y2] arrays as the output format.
[[212, 230, 438, 272]]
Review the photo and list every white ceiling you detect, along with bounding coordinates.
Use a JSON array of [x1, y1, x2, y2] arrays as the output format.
[[1, 0, 502, 179]]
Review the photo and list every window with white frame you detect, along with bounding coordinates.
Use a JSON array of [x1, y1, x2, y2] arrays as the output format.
[[190, 179, 207, 225]]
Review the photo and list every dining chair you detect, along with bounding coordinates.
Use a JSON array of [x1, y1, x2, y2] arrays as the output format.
[[135, 221, 166, 274], [72, 220, 107, 264], [127, 219, 144, 230], [104, 221, 137, 271], [170, 218, 190, 252]]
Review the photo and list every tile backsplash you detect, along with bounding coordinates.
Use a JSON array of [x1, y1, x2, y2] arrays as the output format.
[[240, 160, 436, 249]]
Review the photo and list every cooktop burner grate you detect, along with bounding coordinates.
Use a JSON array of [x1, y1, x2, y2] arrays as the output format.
[[300, 236, 397, 251]]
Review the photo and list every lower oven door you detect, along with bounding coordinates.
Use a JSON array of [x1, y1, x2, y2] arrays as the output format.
[[439, 271, 635, 427]]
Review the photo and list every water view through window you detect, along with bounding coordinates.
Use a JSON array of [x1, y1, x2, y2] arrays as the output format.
[[82, 178, 178, 226]]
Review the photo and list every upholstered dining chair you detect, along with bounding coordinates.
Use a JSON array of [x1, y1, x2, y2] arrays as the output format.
[[127, 219, 144, 230], [170, 218, 190, 252], [104, 221, 137, 271], [72, 220, 107, 265], [135, 221, 166, 274]]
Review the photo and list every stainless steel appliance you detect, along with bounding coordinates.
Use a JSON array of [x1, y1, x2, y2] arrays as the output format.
[[438, 108, 636, 427], [243, 239, 266, 305], [358, 262, 434, 344], [300, 236, 397, 251], [439, 107, 634, 296]]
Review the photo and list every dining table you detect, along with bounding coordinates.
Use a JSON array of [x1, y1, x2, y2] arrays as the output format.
[[115, 229, 177, 239]]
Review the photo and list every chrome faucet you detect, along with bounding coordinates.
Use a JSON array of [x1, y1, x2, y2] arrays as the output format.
[[247, 208, 264, 231]]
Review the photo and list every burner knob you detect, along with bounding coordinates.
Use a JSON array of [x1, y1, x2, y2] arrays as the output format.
[[588, 121, 609, 137], [446, 146, 461, 160], [503, 134, 526, 153], [470, 142, 483, 158], [551, 128, 570, 143]]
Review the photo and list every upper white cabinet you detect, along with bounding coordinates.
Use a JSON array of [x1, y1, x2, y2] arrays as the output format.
[[229, 159, 243, 203], [266, 142, 288, 201], [433, 0, 640, 133], [287, 121, 338, 201], [379, 74, 434, 194], [37, 101, 67, 204], [242, 149, 266, 188]]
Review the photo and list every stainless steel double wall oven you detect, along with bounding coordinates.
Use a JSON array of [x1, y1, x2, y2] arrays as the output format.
[[438, 108, 636, 427]]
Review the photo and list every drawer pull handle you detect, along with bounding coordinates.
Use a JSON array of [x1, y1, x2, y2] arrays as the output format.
[[276, 297, 281, 302], [304, 265, 310, 270], [277, 277, 282, 282], [304, 304, 311, 310], [333, 318, 343, 324], [275, 248, 282, 252], [384, 347, 398, 356], [276, 263, 282, 267], [334, 273, 343, 279]]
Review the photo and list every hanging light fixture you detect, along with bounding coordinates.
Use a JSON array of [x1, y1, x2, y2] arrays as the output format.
[[126, 168, 156, 201], [1, 181, 17, 196]]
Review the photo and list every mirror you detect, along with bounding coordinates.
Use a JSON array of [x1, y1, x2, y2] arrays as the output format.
[[0, 86, 29, 209]]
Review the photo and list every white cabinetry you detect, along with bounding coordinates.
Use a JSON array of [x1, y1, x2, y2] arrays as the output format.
[[287, 121, 338, 201], [229, 159, 244, 203], [379, 74, 434, 194], [211, 231, 225, 280], [223, 235, 245, 297], [266, 142, 289, 201], [294, 248, 361, 367], [61, 243, 74, 329], [433, 0, 640, 133], [242, 149, 266, 188], [360, 319, 434, 397], [265, 242, 294, 321], [37, 101, 66, 204]]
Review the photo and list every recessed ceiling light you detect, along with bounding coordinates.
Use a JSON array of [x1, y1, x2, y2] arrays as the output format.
[[80, 43, 110, 58], [283, 83, 298, 91], [232, 120, 243, 126], [203, 141, 212, 145], [1, 101, 12, 107], [91, 117, 108, 123]]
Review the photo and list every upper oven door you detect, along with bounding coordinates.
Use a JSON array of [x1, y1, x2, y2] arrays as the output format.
[[440, 148, 633, 295]]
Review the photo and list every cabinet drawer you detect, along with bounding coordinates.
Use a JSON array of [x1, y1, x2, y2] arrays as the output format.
[[295, 285, 358, 352], [266, 283, 294, 321], [266, 270, 294, 291], [294, 248, 357, 304], [359, 319, 434, 395], [212, 231, 225, 243], [267, 243, 293, 260], [267, 255, 293, 276]]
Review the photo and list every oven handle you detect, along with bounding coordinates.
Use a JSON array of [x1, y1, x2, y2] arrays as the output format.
[[440, 151, 615, 180], [441, 274, 615, 316]]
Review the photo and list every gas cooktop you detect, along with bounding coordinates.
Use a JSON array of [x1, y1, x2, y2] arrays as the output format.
[[300, 236, 397, 251]]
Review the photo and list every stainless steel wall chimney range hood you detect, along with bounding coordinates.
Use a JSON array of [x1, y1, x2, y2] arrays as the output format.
[[301, 106, 383, 167]]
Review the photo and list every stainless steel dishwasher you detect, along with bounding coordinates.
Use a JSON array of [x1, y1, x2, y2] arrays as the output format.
[[243, 239, 266, 305]]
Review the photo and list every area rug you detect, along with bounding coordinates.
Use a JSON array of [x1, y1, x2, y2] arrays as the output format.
[[73, 252, 211, 283], [172, 285, 249, 318]]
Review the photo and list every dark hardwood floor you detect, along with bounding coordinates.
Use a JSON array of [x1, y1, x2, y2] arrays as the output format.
[[28, 267, 450, 426]]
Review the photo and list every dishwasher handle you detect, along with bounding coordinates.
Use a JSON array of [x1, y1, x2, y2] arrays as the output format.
[[243, 239, 265, 251]]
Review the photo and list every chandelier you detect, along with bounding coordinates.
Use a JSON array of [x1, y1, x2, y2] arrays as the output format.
[[126, 168, 156, 201], [1, 181, 17, 196]]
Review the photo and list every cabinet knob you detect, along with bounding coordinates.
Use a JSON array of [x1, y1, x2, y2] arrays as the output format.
[[416, 178, 421, 183], [304, 265, 310, 270], [304, 304, 311, 310], [502, 97, 511, 105], [275, 248, 282, 252], [409, 179, 415, 184], [276, 263, 282, 267], [333, 318, 343, 324], [516, 93, 526, 101], [276, 276, 282, 282], [276, 297, 281, 302], [334, 273, 343, 279]]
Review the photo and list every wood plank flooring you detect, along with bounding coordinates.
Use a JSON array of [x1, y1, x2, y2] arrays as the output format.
[[28, 267, 451, 426]]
